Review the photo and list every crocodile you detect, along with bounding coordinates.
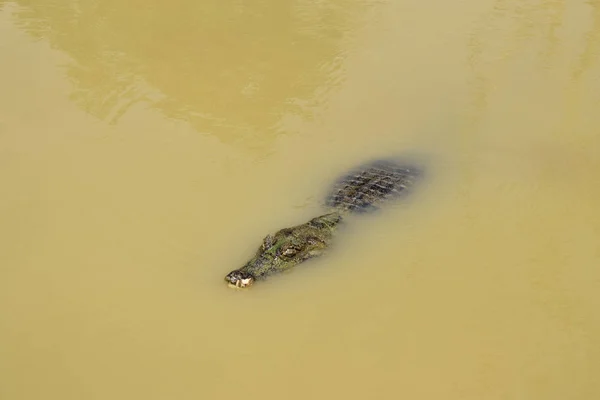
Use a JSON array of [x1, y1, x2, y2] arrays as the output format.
[[224, 158, 424, 288]]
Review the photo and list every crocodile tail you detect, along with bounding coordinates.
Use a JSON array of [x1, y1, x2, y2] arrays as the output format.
[[324, 158, 423, 213]]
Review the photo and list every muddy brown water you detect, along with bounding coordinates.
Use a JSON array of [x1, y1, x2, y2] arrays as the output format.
[[1, 0, 599, 399]]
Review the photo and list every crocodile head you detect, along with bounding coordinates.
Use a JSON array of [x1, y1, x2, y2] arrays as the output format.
[[224, 213, 341, 288]]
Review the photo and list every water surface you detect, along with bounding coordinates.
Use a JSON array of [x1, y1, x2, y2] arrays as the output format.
[[1, 0, 599, 399]]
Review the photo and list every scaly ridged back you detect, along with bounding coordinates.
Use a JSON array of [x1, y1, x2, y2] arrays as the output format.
[[325, 158, 423, 213]]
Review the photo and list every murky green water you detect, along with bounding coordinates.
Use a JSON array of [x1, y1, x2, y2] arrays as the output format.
[[1, 0, 599, 399]]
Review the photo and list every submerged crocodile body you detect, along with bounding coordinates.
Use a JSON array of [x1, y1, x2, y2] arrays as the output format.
[[224, 158, 423, 288]]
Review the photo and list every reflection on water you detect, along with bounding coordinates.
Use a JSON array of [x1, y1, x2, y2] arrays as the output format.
[[573, 0, 600, 80], [8, 0, 371, 145], [466, 0, 600, 148]]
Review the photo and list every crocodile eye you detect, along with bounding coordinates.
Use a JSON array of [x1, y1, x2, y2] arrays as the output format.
[[307, 236, 324, 246], [262, 234, 274, 250], [281, 247, 299, 257]]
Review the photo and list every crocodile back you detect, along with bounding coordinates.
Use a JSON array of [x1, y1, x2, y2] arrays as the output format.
[[325, 158, 423, 213]]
